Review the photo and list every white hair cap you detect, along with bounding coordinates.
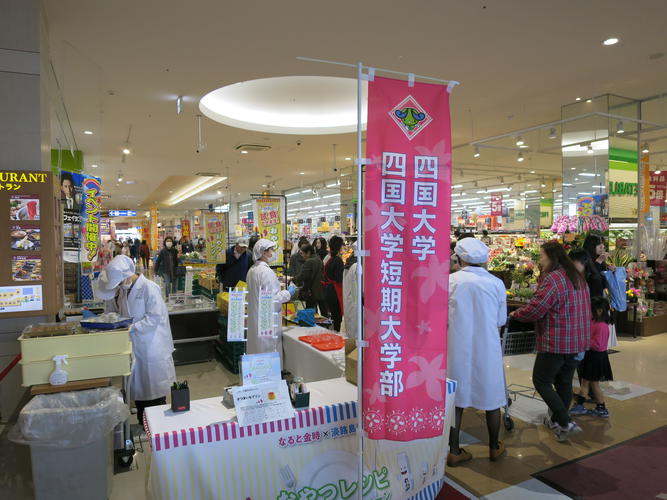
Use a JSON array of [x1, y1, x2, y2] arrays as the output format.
[[93, 255, 136, 300], [253, 238, 277, 261], [454, 238, 489, 264]]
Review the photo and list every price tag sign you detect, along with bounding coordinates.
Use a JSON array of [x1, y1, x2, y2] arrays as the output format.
[[227, 290, 247, 342], [258, 288, 274, 338]]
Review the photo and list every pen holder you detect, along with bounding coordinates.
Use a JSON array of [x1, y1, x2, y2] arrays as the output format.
[[171, 387, 190, 412], [292, 390, 310, 409]]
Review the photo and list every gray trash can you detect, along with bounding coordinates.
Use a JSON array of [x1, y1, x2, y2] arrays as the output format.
[[10, 387, 129, 500]]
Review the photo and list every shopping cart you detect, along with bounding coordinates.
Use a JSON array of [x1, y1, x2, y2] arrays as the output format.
[[500, 318, 540, 431]]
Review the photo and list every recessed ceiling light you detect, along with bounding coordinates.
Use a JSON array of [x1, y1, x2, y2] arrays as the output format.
[[586, 99, 592, 103], [84, 130, 93, 135], [516, 136, 524, 146], [91, 164, 98, 168], [217, 189, 222, 195], [241, 150, 248, 154], [575, 97, 582, 101], [530, 170, 536, 174], [345, 157, 352, 161], [603, 37, 619, 46], [122, 147, 131, 155], [300, 172, 305, 175], [517, 152, 525, 162], [656, 169, 662, 175]]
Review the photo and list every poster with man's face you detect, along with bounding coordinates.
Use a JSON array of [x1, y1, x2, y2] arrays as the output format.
[[60, 171, 83, 262]]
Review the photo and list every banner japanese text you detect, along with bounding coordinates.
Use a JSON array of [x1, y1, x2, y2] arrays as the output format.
[[256, 198, 284, 265]]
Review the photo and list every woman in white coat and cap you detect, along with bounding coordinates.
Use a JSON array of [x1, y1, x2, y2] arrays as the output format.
[[447, 237, 507, 466], [94, 255, 176, 423], [246, 239, 298, 358]]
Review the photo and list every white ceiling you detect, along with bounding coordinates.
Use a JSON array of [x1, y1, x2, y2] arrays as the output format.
[[43, 0, 667, 210]]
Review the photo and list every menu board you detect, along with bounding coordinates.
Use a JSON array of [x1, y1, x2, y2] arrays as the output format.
[[0, 285, 43, 313], [10, 223, 40, 251], [12, 254, 42, 281], [10, 195, 40, 220]]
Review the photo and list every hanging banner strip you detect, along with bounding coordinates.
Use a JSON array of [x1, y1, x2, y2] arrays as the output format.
[[363, 76, 452, 442], [258, 288, 275, 338], [227, 290, 247, 342]]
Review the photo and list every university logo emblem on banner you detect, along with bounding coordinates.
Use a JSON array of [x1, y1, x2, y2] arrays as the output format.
[[389, 95, 433, 141]]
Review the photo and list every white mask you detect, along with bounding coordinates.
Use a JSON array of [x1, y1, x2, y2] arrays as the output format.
[[166, 241, 173, 248], [267, 250, 277, 263]]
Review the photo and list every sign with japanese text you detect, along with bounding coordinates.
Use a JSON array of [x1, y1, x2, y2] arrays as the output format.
[[80, 176, 101, 263], [227, 289, 247, 342], [204, 212, 227, 263], [181, 218, 191, 240], [256, 198, 284, 265], [146, 381, 456, 500], [490, 194, 503, 216], [108, 210, 136, 217], [650, 172, 666, 207], [150, 207, 159, 253], [363, 76, 452, 441], [258, 288, 275, 338]]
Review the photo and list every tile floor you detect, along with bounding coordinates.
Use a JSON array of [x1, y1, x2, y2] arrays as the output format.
[[0, 333, 666, 499]]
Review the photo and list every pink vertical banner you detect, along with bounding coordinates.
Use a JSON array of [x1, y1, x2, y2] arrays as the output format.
[[490, 194, 503, 216], [363, 76, 452, 441]]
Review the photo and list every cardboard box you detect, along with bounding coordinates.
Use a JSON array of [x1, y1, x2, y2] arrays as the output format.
[[345, 338, 357, 385]]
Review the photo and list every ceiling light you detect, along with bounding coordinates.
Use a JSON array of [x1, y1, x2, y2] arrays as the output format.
[[587, 144, 594, 154], [217, 190, 222, 195], [473, 146, 480, 158], [548, 128, 558, 140], [541, 184, 546, 188], [452, 184, 463, 189], [616, 121, 625, 134], [529, 170, 535, 174], [517, 152, 525, 162], [117, 171, 124, 182], [176, 96, 182, 115], [84, 130, 93, 135], [168, 176, 227, 205], [603, 37, 619, 46], [285, 192, 300, 197], [586, 99, 592, 103], [642, 143, 650, 154], [300, 172, 305, 175], [575, 97, 582, 102], [516, 136, 524, 146], [91, 164, 98, 168], [580, 172, 597, 177], [345, 157, 352, 161], [122, 147, 131, 155], [656, 170, 662, 175]]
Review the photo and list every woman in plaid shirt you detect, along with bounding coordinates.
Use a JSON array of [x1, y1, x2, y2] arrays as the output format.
[[511, 241, 591, 442]]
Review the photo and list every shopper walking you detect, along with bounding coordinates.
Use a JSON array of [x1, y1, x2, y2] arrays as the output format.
[[447, 238, 507, 466], [94, 256, 176, 423], [511, 241, 591, 442], [292, 244, 326, 315], [154, 236, 179, 297], [570, 296, 614, 417], [219, 237, 252, 290], [288, 236, 309, 276], [323, 235, 344, 331], [140, 240, 150, 272], [246, 239, 298, 357]]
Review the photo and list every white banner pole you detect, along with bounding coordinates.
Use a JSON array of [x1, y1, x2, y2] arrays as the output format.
[[355, 60, 365, 500]]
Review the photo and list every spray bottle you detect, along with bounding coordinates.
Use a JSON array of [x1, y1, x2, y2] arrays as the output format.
[[49, 354, 69, 385]]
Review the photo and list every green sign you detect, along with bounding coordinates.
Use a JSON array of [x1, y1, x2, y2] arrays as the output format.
[[609, 181, 638, 196]]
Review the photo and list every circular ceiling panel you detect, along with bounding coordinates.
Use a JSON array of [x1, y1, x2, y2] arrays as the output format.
[[199, 76, 367, 135]]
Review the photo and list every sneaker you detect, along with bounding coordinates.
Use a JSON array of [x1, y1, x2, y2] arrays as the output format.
[[554, 421, 583, 442], [568, 404, 588, 416], [543, 414, 559, 430], [591, 406, 609, 418]]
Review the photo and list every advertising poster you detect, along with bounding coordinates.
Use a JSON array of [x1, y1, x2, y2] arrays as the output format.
[[147, 381, 456, 500], [204, 212, 227, 263], [80, 176, 101, 263], [650, 172, 666, 207], [10, 223, 40, 251], [256, 198, 284, 265], [490, 194, 503, 216], [363, 76, 451, 442], [60, 170, 101, 263], [181, 219, 191, 240], [10, 195, 40, 220], [12, 254, 42, 281], [100, 217, 112, 236], [0, 285, 43, 313]]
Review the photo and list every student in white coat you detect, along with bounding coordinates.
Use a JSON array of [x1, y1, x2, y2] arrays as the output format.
[[447, 238, 507, 466], [94, 255, 176, 423], [246, 239, 298, 358]]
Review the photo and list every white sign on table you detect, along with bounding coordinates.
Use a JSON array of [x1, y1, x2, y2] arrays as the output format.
[[240, 352, 282, 386], [258, 288, 275, 338], [232, 380, 294, 427], [226, 289, 247, 342]]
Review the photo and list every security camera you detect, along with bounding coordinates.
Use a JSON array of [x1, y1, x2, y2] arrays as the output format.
[[196, 148, 201, 153], [333, 168, 339, 172], [296, 140, 302, 147]]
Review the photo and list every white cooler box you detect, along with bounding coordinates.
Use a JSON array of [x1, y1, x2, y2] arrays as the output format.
[[19, 324, 132, 386]]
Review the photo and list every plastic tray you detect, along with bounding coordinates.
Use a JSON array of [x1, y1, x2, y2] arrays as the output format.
[[80, 318, 132, 330]]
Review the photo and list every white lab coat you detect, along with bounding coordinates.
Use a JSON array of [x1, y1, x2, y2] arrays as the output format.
[[448, 266, 507, 410], [246, 261, 292, 357], [107, 274, 176, 401], [342, 262, 358, 339]]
